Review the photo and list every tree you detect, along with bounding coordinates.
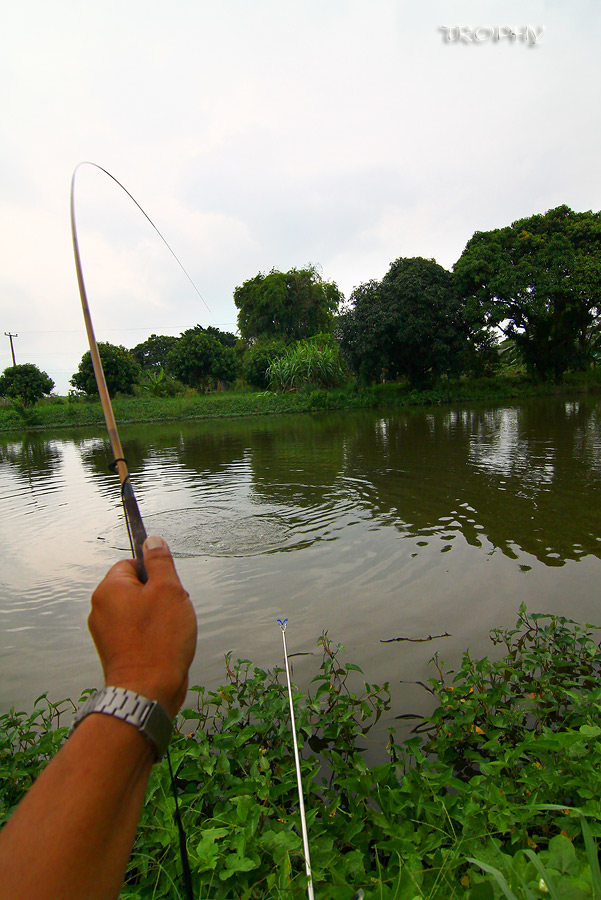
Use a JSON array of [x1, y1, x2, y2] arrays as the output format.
[[0, 364, 54, 407], [71, 343, 140, 395], [214, 345, 240, 384], [130, 334, 179, 371], [234, 265, 342, 343], [166, 327, 240, 391], [338, 257, 468, 385], [205, 326, 239, 349], [453, 205, 601, 380]]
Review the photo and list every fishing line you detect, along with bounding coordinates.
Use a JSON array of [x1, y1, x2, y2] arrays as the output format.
[[277, 618, 315, 900], [70, 161, 194, 900], [71, 161, 211, 315]]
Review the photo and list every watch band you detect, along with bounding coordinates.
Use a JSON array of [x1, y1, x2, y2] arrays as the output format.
[[71, 687, 173, 760]]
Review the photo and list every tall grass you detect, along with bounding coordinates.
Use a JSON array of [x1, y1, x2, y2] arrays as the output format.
[[267, 341, 347, 391]]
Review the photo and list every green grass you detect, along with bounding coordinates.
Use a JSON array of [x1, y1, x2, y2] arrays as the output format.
[[3, 613, 601, 898], [2, 370, 601, 433]]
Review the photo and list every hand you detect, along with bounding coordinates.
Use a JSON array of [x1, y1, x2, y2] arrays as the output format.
[[88, 536, 197, 718]]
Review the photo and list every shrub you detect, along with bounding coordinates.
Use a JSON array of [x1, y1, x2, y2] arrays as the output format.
[[243, 340, 287, 389]]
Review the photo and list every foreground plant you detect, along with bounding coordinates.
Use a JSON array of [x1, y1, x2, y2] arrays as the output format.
[[3, 612, 601, 898]]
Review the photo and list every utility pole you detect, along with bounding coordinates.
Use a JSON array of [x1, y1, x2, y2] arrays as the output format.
[[4, 332, 18, 366]]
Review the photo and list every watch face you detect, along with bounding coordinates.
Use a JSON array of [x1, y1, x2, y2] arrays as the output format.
[[72, 688, 172, 760]]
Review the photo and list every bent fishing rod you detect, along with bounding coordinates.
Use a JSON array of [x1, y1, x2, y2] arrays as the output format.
[[70, 160, 210, 580], [70, 161, 196, 897]]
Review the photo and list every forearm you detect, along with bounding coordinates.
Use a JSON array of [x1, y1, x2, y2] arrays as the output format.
[[0, 713, 155, 900], [0, 536, 197, 900]]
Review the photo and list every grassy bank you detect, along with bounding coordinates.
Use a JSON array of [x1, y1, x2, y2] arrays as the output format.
[[2, 371, 601, 432], [3, 610, 601, 898]]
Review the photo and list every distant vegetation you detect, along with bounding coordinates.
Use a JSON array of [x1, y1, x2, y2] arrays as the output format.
[[1, 372, 599, 432], [2, 205, 601, 423]]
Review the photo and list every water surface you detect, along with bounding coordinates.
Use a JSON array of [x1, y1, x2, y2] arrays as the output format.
[[1, 398, 600, 746]]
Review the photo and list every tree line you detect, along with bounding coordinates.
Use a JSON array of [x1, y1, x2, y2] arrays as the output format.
[[2, 204, 601, 406]]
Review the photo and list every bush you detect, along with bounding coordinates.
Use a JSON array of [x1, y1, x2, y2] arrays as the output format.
[[243, 340, 287, 389], [71, 343, 140, 396], [167, 328, 240, 392], [138, 368, 182, 397]]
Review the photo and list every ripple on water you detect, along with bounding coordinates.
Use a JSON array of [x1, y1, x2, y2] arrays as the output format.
[[103, 506, 297, 557], [100, 490, 367, 558]]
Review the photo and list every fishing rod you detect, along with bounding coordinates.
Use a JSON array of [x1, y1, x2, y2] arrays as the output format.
[[70, 160, 211, 579], [70, 161, 193, 897]]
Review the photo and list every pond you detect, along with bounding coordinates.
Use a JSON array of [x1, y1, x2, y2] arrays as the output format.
[[1, 397, 601, 749]]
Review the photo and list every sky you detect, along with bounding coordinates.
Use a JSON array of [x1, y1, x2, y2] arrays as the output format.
[[1, 0, 600, 395]]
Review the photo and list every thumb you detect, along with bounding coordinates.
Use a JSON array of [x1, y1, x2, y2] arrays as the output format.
[[142, 535, 179, 584]]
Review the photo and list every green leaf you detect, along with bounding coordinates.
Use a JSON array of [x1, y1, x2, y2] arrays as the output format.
[[579, 724, 601, 738], [259, 829, 301, 864], [195, 827, 229, 871], [219, 853, 259, 879], [314, 681, 332, 701], [468, 858, 520, 900], [546, 834, 578, 874]]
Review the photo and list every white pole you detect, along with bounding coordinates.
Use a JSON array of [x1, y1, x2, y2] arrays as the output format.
[[278, 619, 315, 900]]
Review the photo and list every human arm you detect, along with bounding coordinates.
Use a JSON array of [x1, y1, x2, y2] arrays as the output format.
[[0, 535, 197, 900]]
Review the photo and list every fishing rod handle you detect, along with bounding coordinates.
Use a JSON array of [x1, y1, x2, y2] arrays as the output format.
[[122, 480, 148, 583]]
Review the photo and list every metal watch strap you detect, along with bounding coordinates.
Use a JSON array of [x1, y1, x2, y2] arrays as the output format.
[[71, 687, 173, 760]]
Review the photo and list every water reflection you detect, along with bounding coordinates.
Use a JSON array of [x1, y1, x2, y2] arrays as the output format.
[[331, 401, 601, 567], [0, 437, 63, 485]]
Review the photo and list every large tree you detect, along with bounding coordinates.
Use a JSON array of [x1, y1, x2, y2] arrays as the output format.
[[234, 265, 342, 343], [71, 342, 140, 395], [166, 326, 239, 390], [0, 364, 54, 407], [339, 257, 468, 385], [453, 205, 601, 379]]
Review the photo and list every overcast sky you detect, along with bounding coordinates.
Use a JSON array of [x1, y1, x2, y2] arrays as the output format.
[[2, 0, 600, 394]]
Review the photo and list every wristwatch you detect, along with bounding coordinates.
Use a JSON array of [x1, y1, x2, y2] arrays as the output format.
[[71, 687, 173, 761]]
